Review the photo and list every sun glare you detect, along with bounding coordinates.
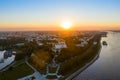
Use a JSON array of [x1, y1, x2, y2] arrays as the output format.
[[61, 21, 72, 29]]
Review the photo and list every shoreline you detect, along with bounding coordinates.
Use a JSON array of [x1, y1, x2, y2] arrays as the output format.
[[65, 43, 102, 80]]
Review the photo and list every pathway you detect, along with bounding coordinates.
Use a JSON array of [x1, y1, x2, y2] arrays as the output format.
[[18, 57, 46, 80], [46, 53, 62, 80]]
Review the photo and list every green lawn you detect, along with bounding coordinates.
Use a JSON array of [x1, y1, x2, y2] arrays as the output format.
[[48, 67, 57, 73], [0, 61, 34, 80], [46, 75, 57, 79]]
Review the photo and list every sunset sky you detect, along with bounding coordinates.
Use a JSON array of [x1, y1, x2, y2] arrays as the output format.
[[0, 0, 120, 31]]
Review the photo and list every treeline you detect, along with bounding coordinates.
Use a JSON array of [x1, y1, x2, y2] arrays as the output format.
[[15, 41, 53, 61], [56, 35, 98, 63], [58, 34, 101, 76], [0, 37, 25, 50]]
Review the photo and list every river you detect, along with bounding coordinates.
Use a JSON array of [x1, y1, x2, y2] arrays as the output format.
[[74, 32, 120, 80]]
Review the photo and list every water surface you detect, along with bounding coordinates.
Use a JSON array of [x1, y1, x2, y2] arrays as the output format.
[[74, 32, 120, 80]]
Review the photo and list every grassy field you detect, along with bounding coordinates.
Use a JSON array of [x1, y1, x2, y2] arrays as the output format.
[[46, 75, 57, 79], [28, 50, 52, 74], [48, 67, 57, 73], [0, 60, 34, 80]]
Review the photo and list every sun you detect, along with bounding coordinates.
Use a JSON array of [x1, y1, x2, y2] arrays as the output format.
[[61, 21, 72, 29]]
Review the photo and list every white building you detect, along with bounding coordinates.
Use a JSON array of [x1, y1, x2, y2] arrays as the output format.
[[37, 42, 44, 46], [16, 43, 24, 46], [26, 37, 34, 42], [76, 39, 88, 47], [0, 37, 7, 40], [0, 50, 15, 70], [52, 39, 67, 53], [93, 41, 97, 45]]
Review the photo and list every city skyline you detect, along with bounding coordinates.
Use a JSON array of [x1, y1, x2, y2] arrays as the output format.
[[0, 0, 120, 31]]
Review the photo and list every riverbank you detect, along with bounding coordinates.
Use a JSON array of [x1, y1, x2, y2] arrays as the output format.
[[57, 34, 101, 80], [66, 43, 101, 80], [72, 32, 120, 80]]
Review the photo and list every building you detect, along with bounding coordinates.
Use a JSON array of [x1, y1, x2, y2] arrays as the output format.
[[0, 51, 4, 63], [16, 43, 24, 46], [0, 50, 13, 62], [76, 40, 88, 47], [52, 39, 67, 53], [4, 50, 13, 59], [0, 50, 15, 70]]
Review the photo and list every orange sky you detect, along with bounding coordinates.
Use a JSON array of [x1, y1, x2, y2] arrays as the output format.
[[0, 0, 120, 31], [0, 24, 120, 31]]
